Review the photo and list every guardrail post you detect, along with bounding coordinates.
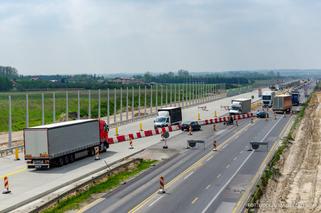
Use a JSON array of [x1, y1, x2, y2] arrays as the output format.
[[132, 87, 134, 121], [174, 84, 177, 106], [114, 88, 116, 123], [160, 85, 163, 107], [77, 90, 80, 120], [156, 84, 158, 111], [98, 89, 101, 119], [88, 90, 91, 119], [169, 84, 173, 106], [165, 84, 168, 107], [8, 96, 12, 148], [42, 93, 45, 125], [107, 88, 110, 125], [138, 86, 141, 118], [120, 88, 122, 122], [26, 93, 29, 128], [150, 85, 153, 114], [144, 86, 147, 116], [126, 87, 129, 121], [53, 92, 56, 123], [66, 91, 68, 121]]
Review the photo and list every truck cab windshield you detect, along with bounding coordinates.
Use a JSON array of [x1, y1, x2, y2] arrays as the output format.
[[262, 96, 271, 100], [231, 106, 241, 111], [155, 117, 168, 123]]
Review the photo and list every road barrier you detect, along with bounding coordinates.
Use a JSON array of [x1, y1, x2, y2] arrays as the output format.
[[159, 176, 165, 193], [0, 113, 254, 157], [2, 176, 11, 194], [107, 112, 254, 144], [0, 145, 24, 157]]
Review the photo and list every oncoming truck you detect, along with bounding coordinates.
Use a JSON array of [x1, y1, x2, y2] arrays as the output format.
[[272, 95, 292, 113], [261, 91, 275, 107], [228, 98, 251, 115], [24, 119, 109, 169]]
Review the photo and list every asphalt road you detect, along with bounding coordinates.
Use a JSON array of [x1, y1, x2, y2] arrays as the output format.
[[83, 112, 291, 213]]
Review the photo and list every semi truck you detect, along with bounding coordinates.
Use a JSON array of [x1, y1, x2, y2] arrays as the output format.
[[24, 119, 109, 169], [261, 91, 275, 107], [272, 95, 292, 113], [154, 107, 182, 128], [229, 98, 251, 115]]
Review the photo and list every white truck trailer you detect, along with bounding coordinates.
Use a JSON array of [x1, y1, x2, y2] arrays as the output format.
[[24, 119, 101, 169], [229, 98, 251, 115]]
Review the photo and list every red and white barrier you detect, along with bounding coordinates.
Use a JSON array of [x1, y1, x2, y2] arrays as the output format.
[[107, 112, 254, 144], [107, 125, 181, 144]]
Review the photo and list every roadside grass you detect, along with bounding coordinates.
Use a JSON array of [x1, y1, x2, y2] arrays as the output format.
[[246, 90, 313, 211], [42, 159, 157, 213]]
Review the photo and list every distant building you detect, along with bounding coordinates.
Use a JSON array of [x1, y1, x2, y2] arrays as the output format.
[[110, 77, 144, 85]]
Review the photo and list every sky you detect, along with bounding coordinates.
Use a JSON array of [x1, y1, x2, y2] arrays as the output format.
[[0, 0, 321, 75]]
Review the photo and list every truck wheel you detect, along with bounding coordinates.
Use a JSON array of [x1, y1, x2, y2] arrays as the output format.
[[64, 155, 70, 165], [69, 154, 75, 163], [58, 157, 64, 167]]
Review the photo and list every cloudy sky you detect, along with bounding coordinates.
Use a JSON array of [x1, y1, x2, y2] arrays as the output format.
[[0, 0, 321, 75]]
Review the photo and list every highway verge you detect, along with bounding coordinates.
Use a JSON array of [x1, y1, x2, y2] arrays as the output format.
[[38, 159, 157, 213]]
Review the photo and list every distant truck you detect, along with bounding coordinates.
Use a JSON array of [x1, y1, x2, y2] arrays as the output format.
[[262, 91, 276, 107], [229, 98, 251, 115], [272, 95, 292, 113], [154, 107, 182, 128], [291, 92, 300, 106], [24, 119, 109, 169]]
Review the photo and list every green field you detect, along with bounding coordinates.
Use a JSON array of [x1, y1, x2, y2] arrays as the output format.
[[0, 84, 231, 132]]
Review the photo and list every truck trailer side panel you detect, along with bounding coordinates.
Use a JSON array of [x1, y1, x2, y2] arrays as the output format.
[[48, 121, 100, 158]]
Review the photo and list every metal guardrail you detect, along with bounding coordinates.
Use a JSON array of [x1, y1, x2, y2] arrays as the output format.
[[0, 145, 24, 157]]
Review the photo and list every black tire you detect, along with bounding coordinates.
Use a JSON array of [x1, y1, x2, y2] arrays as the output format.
[[64, 155, 70, 165], [69, 154, 75, 163], [58, 157, 64, 167]]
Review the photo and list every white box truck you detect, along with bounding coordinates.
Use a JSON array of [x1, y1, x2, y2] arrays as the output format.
[[154, 107, 182, 128], [24, 119, 105, 169], [229, 98, 251, 115]]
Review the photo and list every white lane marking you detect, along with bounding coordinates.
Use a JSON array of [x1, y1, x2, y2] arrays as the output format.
[[206, 156, 213, 162], [77, 198, 105, 213], [221, 144, 227, 149], [240, 150, 244, 154], [201, 117, 283, 213], [206, 184, 211, 190], [148, 196, 162, 207], [184, 171, 194, 180], [226, 164, 230, 168], [192, 197, 199, 204], [217, 174, 221, 178], [233, 157, 238, 161]]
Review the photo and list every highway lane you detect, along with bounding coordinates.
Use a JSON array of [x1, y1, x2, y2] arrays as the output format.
[[84, 113, 291, 213], [82, 117, 254, 213]]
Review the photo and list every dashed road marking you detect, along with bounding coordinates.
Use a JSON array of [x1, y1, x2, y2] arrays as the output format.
[[206, 156, 213, 162], [184, 171, 194, 180], [217, 174, 221, 178], [192, 197, 199, 204], [233, 157, 238, 161], [226, 164, 230, 168], [148, 196, 162, 207], [205, 184, 211, 190]]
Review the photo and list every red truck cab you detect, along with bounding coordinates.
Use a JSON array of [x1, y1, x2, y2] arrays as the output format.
[[99, 119, 109, 151]]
